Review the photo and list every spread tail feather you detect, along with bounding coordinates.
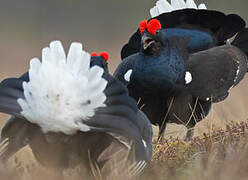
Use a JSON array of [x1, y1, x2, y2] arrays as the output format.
[[0, 41, 108, 135], [150, 0, 207, 18], [232, 28, 248, 60], [17, 41, 108, 135]]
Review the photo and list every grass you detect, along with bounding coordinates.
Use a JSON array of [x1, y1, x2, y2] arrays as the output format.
[[1, 122, 248, 180], [140, 122, 248, 180]]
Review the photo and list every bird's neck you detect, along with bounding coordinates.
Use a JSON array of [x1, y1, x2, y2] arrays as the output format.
[[133, 44, 185, 93]]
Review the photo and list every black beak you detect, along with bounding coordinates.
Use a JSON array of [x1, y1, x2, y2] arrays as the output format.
[[142, 34, 155, 50]]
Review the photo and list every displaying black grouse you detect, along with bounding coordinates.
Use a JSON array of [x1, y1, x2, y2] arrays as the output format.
[[121, 0, 246, 60], [90, 51, 109, 73], [0, 51, 111, 166], [0, 41, 153, 179], [114, 18, 248, 140]]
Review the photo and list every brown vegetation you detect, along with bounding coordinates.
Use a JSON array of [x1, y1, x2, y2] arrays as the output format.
[[141, 122, 248, 180], [1, 122, 248, 180]]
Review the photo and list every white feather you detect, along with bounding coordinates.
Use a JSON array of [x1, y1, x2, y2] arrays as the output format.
[[124, 69, 133, 82], [17, 40, 108, 135], [128, 161, 147, 177], [142, 139, 147, 148], [185, 71, 192, 84], [171, 0, 182, 10], [29, 58, 41, 81], [150, 7, 159, 18], [186, 0, 197, 9], [177, 0, 187, 8], [233, 65, 240, 84], [198, 3, 207, 9], [157, 0, 173, 13], [150, 0, 207, 17]]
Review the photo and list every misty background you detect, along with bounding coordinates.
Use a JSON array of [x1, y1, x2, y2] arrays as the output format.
[[0, 0, 248, 75], [0, 0, 248, 137]]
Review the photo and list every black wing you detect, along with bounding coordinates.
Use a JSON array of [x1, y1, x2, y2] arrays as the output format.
[[113, 53, 142, 103], [121, 9, 245, 59], [83, 72, 152, 162], [0, 116, 31, 162], [0, 71, 30, 117], [0, 77, 25, 117], [114, 53, 138, 84], [0, 72, 31, 162], [0, 69, 152, 162], [232, 28, 248, 59], [186, 45, 247, 103]]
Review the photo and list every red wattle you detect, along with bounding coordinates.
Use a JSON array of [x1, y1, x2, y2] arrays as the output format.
[[147, 19, 161, 35], [139, 20, 148, 34], [100, 52, 109, 61]]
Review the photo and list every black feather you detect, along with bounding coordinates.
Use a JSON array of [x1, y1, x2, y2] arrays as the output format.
[[121, 9, 246, 59], [0, 63, 153, 177], [232, 28, 248, 60], [0, 78, 24, 116], [186, 45, 247, 102], [115, 20, 248, 141]]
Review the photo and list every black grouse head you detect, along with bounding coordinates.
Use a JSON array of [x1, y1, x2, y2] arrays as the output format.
[[139, 19, 164, 55], [90, 52, 109, 73]]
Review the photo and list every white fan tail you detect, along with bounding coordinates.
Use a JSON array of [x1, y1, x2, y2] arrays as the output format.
[[17, 41, 108, 135], [171, 0, 185, 11], [150, 7, 160, 18], [198, 3, 207, 9], [186, 0, 197, 9], [150, 0, 207, 18]]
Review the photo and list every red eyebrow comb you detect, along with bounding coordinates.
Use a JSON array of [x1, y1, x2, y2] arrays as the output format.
[[90, 52, 98, 57], [100, 52, 109, 61], [147, 19, 161, 35], [90, 51, 109, 61], [91, 52, 109, 61], [139, 20, 148, 34]]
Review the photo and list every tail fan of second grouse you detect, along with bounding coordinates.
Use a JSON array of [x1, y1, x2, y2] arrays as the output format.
[[232, 28, 248, 66]]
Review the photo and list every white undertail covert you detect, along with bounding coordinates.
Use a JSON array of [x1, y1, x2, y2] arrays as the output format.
[[150, 0, 207, 18], [17, 41, 108, 135]]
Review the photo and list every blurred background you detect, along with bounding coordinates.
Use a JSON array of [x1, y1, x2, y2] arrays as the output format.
[[0, 0, 248, 138]]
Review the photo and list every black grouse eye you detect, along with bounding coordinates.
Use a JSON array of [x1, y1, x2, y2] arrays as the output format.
[[155, 30, 160, 34]]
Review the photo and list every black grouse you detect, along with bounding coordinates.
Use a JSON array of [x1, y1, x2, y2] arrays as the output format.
[[114, 17, 248, 140], [121, 0, 246, 60], [0, 41, 153, 179]]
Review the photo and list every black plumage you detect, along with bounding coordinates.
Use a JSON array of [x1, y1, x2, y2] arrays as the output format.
[[121, 9, 246, 59], [90, 55, 109, 73], [114, 19, 248, 140], [0, 52, 152, 178]]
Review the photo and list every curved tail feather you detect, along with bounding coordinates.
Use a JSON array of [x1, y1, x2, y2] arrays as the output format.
[[232, 28, 248, 60], [150, 0, 207, 18]]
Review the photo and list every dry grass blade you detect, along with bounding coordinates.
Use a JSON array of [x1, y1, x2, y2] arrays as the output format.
[[1, 123, 248, 180]]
